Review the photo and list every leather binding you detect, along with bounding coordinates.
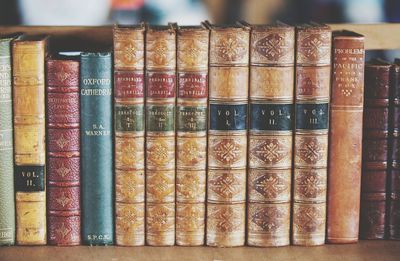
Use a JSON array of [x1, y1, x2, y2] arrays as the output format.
[[13, 35, 48, 245], [247, 23, 295, 247], [360, 59, 390, 240], [113, 24, 145, 246], [176, 25, 209, 246], [327, 31, 365, 244], [145, 24, 176, 246], [80, 52, 114, 245], [46, 57, 81, 246], [292, 23, 331, 246], [388, 60, 400, 240], [0, 34, 19, 246], [205, 21, 250, 247]]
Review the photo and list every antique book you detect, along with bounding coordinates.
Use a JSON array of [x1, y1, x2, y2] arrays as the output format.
[[205, 21, 250, 247], [360, 59, 390, 240], [247, 23, 295, 247], [292, 23, 331, 246], [13, 35, 48, 245], [113, 24, 145, 246], [176, 25, 209, 246], [80, 52, 114, 245], [145, 24, 176, 246], [388, 60, 400, 240], [47, 57, 81, 246], [327, 31, 365, 244], [0, 34, 19, 246]]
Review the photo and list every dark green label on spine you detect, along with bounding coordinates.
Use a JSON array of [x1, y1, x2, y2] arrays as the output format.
[[177, 106, 207, 132], [295, 103, 329, 130], [115, 104, 144, 132], [146, 104, 175, 132], [15, 165, 45, 192]]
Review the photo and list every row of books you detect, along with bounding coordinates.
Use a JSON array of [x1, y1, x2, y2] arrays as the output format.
[[0, 21, 398, 247]]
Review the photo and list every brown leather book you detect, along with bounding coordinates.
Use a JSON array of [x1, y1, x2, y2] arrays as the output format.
[[13, 35, 48, 245], [388, 60, 400, 240], [327, 31, 365, 244], [247, 22, 295, 247], [176, 25, 209, 246], [113, 24, 145, 246], [292, 23, 331, 246], [47, 57, 81, 246], [145, 24, 176, 246], [205, 21, 250, 247], [360, 59, 391, 240]]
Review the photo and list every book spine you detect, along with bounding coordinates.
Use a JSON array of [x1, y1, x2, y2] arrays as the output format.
[[247, 26, 295, 247], [0, 37, 15, 246], [145, 28, 176, 246], [176, 27, 209, 246], [207, 27, 250, 247], [113, 26, 145, 246], [46, 59, 81, 246], [13, 39, 47, 245], [292, 26, 331, 246], [327, 34, 365, 243], [360, 63, 390, 240], [388, 64, 400, 240], [80, 52, 114, 245]]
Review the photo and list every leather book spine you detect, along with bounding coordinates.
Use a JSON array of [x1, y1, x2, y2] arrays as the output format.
[[388, 62, 400, 240], [247, 25, 295, 247], [360, 61, 390, 240], [46, 59, 81, 246], [0, 36, 15, 246], [292, 25, 331, 246], [176, 26, 209, 246], [327, 32, 365, 243], [113, 25, 145, 246], [80, 52, 114, 245], [13, 36, 47, 245], [206, 24, 250, 247], [145, 26, 176, 246]]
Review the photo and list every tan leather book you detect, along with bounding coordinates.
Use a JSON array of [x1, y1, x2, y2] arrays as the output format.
[[113, 24, 145, 246], [205, 21, 250, 247], [145, 24, 176, 246], [327, 31, 365, 243], [247, 22, 295, 247], [292, 23, 331, 246], [13, 35, 48, 245], [176, 25, 209, 246]]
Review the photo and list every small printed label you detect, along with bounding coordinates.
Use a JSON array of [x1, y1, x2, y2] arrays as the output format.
[[146, 104, 175, 132], [114, 71, 144, 98], [250, 103, 293, 131], [177, 106, 207, 132], [178, 72, 208, 98], [146, 72, 176, 98], [115, 104, 144, 132], [295, 103, 329, 130], [15, 165, 45, 192], [210, 104, 247, 131], [0, 129, 13, 150]]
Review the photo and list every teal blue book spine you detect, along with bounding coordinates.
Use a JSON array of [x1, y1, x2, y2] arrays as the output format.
[[80, 52, 114, 245], [0, 36, 15, 246]]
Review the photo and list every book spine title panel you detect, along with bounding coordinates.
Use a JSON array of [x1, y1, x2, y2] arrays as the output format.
[[207, 26, 250, 247], [80, 53, 114, 245], [47, 59, 81, 246], [145, 27, 176, 246], [13, 38, 47, 245], [248, 25, 294, 247], [292, 25, 331, 246], [176, 27, 209, 246], [114, 26, 145, 246]]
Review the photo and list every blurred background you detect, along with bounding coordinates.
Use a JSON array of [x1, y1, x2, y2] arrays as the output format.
[[1, 0, 400, 58]]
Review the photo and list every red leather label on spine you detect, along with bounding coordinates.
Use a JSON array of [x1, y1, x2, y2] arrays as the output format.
[[178, 72, 208, 98], [114, 71, 144, 98], [146, 72, 176, 98], [47, 92, 80, 124]]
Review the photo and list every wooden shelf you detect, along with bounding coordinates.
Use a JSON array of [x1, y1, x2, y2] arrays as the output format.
[[0, 241, 399, 261]]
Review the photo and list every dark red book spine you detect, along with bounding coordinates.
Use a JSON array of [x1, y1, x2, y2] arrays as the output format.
[[360, 60, 390, 239], [46, 59, 81, 245]]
